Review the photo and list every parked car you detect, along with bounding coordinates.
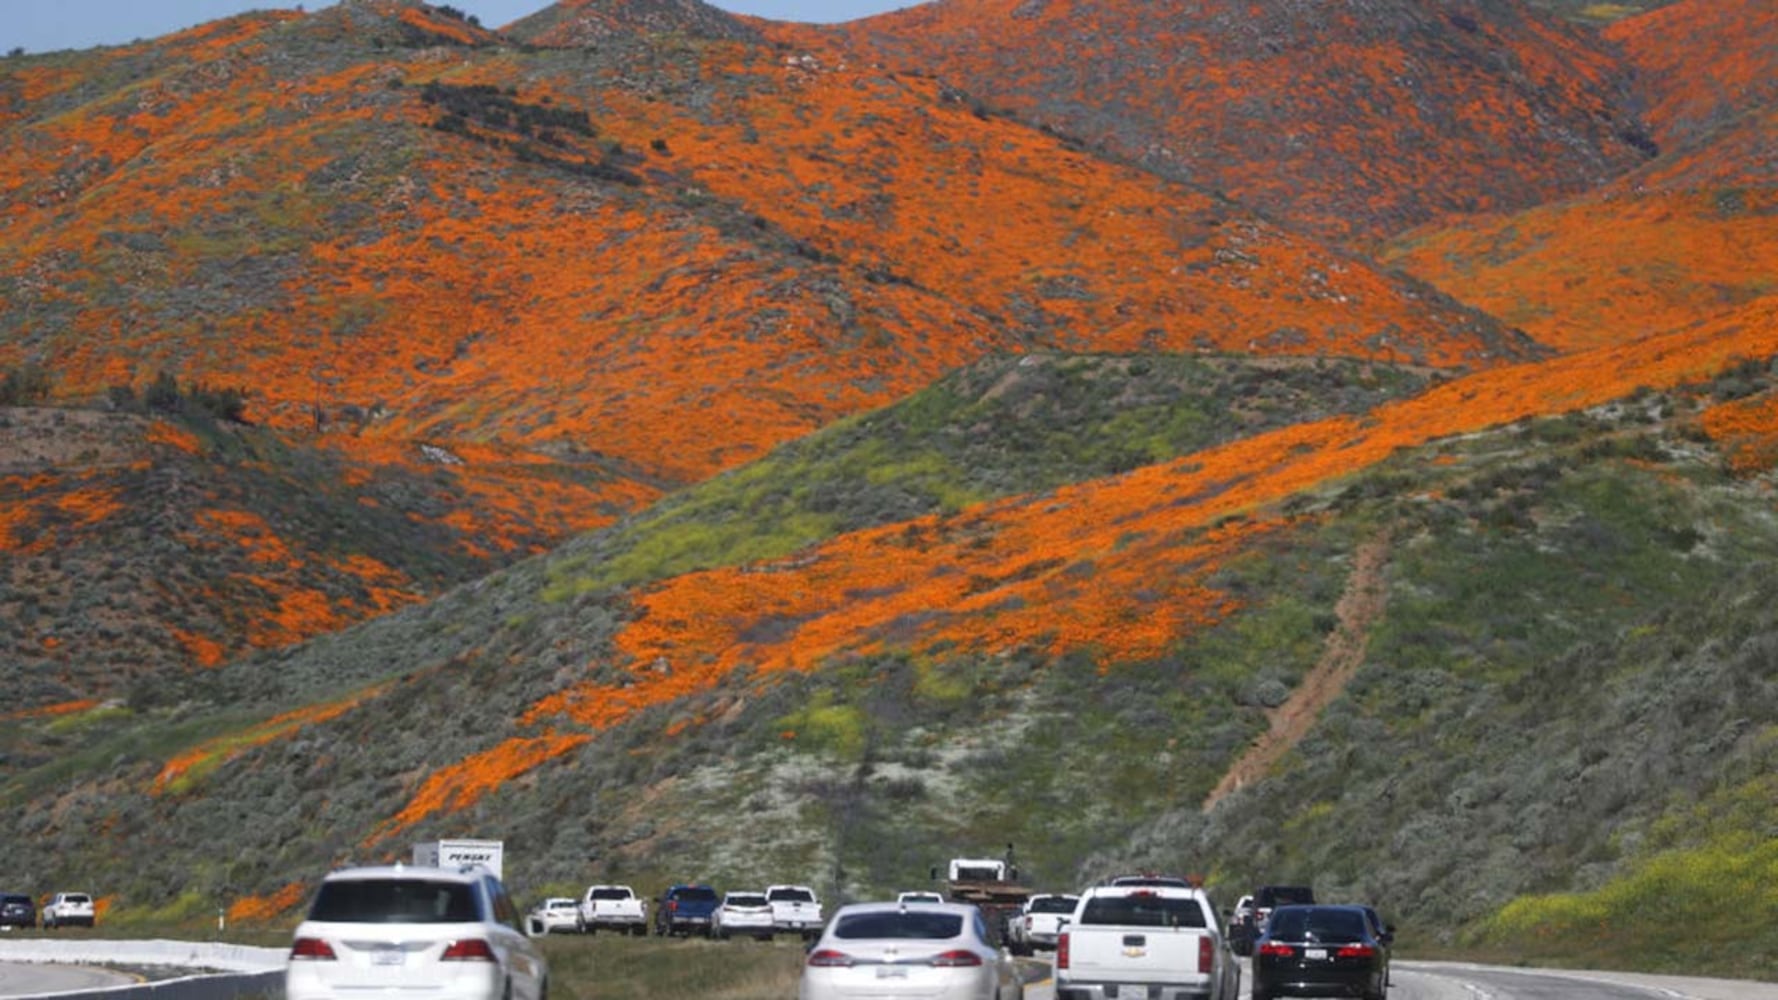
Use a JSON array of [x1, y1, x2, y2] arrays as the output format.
[[0, 893, 35, 929], [1007, 893, 1077, 955], [766, 884, 824, 940], [578, 884, 648, 936], [527, 896, 584, 935], [655, 884, 721, 937], [285, 864, 547, 1000], [1251, 903, 1391, 1000], [42, 892, 96, 929], [714, 891, 776, 940], [800, 901, 1021, 1000], [897, 891, 945, 904]]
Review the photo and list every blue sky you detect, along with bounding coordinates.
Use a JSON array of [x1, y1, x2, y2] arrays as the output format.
[[8, 1, 928, 54]]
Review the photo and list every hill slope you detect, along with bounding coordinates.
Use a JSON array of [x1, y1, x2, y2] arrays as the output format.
[[810, 0, 1655, 244], [5, 301, 1775, 975], [2, 0, 1534, 702]]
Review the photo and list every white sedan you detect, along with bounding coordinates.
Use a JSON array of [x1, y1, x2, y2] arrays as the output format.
[[714, 891, 777, 940], [529, 897, 584, 935], [799, 901, 1021, 1000]]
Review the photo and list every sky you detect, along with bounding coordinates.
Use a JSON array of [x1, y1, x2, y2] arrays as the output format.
[[7, 0, 929, 54]]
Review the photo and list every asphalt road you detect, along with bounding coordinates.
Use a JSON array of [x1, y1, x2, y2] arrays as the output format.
[[1019, 958, 1778, 1000], [0, 961, 136, 997]]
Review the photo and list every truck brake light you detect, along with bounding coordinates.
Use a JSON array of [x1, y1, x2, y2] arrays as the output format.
[[1057, 932, 1070, 969], [1199, 935, 1213, 972]]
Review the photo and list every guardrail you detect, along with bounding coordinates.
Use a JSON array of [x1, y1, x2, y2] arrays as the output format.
[[0, 940, 286, 999]]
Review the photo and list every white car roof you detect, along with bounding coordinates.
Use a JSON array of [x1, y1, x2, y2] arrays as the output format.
[[322, 864, 485, 884], [836, 900, 978, 917]]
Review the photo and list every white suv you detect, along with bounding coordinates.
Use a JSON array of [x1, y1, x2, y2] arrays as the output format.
[[42, 892, 96, 929], [286, 865, 547, 1000]]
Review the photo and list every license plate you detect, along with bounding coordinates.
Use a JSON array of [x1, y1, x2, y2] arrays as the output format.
[[372, 947, 405, 966], [1306, 948, 1328, 961], [875, 966, 909, 979], [1116, 986, 1147, 1000]]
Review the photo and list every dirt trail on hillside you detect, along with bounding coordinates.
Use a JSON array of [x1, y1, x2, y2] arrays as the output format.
[[1203, 534, 1392, 811]]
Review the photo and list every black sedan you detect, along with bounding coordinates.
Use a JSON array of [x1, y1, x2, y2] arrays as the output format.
[[1251, 903, 1392, 1000]]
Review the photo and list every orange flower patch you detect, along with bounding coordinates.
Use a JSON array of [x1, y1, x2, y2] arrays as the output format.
[[0, 699, 100, 722], [144, 420, 205, 455], [170, 628, 228, 669], [155, 682, 394, 794], [1700, 390, 1778, 474], [370, 731, 592, 842], [227, 881, 309, 924], [195, 509, 297, 566]]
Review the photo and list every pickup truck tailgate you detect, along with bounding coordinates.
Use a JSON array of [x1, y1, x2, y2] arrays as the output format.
[[1069, 926, 1209, 981]]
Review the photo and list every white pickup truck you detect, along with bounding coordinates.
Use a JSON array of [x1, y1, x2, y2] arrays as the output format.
[[765, 884, 823, 939], [1054, 884, 1240, 1000], [578, 884, 648, 936]]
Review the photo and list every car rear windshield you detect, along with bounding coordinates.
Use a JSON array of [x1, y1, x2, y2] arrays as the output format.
[[591, 888, 631, 900], [834, 911, 964, 940], [309, 879, 480, 923], [727, 894, 769, 907], [1268, 908, 1367, 942], [1080, 894, 1207, 928], [61, 895, 92, 904], [674, 886, 718, 902], [769, 887, 815, 902], [1, 895, 30, 906], [1029, 896, 1077, 913]]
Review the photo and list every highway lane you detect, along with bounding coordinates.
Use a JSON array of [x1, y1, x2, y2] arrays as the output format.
[[1018, 958, 1778, 1000], [0, 961, 136, 997]]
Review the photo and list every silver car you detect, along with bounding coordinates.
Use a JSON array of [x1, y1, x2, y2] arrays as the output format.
[[286, 865, 547, 1000], [800, 901, 1021, 1000]]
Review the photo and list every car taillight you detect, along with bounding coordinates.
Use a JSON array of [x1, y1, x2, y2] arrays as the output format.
[[1057, 932, 1070, 969], [441, 939, 496, 962], [807, 949, 854, 967], [289, 938, 337, 961], [1199, 935, 1214, 972], [929, 950, 983, 967], [1336, 944, 1376, 959], [1258, 942, 1294, 957]]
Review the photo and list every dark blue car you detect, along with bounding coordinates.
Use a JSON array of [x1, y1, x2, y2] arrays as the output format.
[[1251, 903, 1393, 1000], [0, 893, 36, 929]]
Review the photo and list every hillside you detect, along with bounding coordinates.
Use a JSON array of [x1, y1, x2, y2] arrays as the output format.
[[5, 312, 1777, 979], [1, 0, 1529, 705], [810, 0, 1655, 245], [2, 0, 1777, 981], [0, 401, 655, 708], [1379, 0, 1778, 354]]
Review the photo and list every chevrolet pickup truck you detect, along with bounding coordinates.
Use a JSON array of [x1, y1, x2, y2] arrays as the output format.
[[1054, 884, 1240, 1000], [579, 884, 648, 936]]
